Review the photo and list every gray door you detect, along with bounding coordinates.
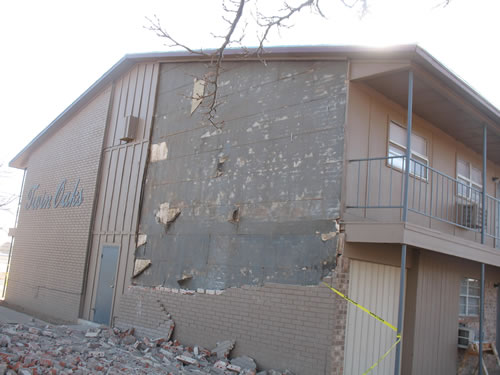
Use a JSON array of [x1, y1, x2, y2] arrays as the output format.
[[93, 245, 119, 325]]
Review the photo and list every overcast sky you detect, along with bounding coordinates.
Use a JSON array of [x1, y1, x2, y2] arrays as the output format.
[[0, 0, 499, 243]]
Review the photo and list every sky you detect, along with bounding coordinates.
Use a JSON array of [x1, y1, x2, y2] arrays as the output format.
[[0, 0, 499, 244]]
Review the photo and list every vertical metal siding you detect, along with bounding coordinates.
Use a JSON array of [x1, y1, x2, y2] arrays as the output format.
[[82, 63, 159, 321], [411, 252, 460, 375], [344, 260, 401, 375]]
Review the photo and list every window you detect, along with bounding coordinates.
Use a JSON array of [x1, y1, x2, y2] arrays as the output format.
[[459, 277, 480, 316], [457, 159, 482, 202], [388, 121, 428, 179]]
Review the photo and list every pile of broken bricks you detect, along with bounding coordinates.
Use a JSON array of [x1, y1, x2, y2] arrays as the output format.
[[0, 320, 294, 375]]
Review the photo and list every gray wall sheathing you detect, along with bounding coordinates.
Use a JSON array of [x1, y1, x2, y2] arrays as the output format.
[[135, 60, 347, 290]]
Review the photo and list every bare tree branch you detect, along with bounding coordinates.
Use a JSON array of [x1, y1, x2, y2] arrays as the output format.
[[146, 0, 246, 128], [255, 0, 324, 57], [146, 0, 451, 128], [340, 0, 368, 17]]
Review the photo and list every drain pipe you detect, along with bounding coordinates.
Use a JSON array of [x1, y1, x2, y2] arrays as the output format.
[[394, 69, 413, 375], [2, 168, 26, 299]]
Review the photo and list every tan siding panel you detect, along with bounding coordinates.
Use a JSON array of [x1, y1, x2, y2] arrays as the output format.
[[116, 146, 134, 232], [109, 147, 127, 232], [83, 63, 159, 321], [411, 252, 460, 375]]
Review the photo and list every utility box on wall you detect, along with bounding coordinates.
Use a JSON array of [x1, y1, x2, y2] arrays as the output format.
[[120, 115, 139, 142]]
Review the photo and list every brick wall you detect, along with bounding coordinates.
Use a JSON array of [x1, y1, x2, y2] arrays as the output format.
[[5, 88, 110, 323], [115, 254, 350, 375]]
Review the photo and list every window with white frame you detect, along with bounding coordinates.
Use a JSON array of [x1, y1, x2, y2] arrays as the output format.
[[457, 159, 482, 202], [459, 277, 480, 316], [388, 121, 428, 179]]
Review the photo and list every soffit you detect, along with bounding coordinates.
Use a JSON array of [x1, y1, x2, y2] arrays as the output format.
[[358, 69, 500, 165]]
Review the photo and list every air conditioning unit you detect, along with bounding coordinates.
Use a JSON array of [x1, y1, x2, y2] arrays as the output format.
[[120, 115, 139, 142], [458, 326, 475, 349], [456, 202, 487, 229]]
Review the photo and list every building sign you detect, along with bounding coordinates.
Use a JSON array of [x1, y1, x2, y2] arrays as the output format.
[[25, 179, 84, 210]]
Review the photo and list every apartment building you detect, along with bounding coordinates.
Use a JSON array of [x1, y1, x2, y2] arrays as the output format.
[[6, 45, 500, 374]]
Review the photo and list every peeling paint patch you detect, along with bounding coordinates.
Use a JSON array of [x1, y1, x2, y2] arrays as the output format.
[[150, 142, 168, 162], [136, 234, 147, 248], [191, 78, 205, 114], [133, 259, 151, 278], [155, 202, 181, 227]]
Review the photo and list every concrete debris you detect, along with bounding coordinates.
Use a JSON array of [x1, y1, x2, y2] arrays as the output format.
[[177, 273, 193, 285], [212, 340, 235, 359], [150, 142, 168, 162], [215, 155, 228, 178], [0, 320, 295, 375], [84, 328, 101, 338], [133, 259, 152, 278], [231, 356, 257, 371], [155, 202, 181, 228], [191, 78, 206, 114], [320, 231, 337, 242], [136, 234, 147, 248]]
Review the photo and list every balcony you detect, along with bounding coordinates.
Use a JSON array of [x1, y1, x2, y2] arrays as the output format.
[[344, 156, 500, 263]]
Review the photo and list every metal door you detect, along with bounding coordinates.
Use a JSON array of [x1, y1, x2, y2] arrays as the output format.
[[344, 260, 401, 375], [93, 245, 119, 325]]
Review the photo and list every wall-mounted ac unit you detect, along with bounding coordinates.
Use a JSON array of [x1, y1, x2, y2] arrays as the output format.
[[120, 115, 139, 142], [458, 326, 475, 349], [456, 202, 486, 229]]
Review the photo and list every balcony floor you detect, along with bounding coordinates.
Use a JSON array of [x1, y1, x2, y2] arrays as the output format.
[[344, 220, 500, 267]]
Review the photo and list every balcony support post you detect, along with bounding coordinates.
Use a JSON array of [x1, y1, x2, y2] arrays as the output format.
[[479, 124, 487, 374], [394, 69, 413, 375]]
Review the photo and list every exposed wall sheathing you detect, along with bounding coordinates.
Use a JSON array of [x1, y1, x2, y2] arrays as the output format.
[[5, 88, 111, 322], [114, 60, 348, 374], [135, 60, 347, 290]]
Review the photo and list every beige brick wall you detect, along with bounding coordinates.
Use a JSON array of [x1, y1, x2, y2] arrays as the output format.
[[5, 88, 111, 323], [114, 255, 350, 375]]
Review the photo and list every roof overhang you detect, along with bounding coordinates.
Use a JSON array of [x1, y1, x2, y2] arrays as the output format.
[[351, 50, 500, 164], [9, 44, 500, 169]]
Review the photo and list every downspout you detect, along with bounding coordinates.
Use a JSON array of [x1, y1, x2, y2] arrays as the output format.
[[479, 124, 487, 375], [394, 69, 413, 375], [2, 168, 27, 299]]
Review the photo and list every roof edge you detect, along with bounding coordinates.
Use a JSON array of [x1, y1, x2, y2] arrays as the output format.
[[9, 44, 499, 169]]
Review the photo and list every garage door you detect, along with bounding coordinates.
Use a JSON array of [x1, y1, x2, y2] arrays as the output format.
[[344, 260, 401, 375]]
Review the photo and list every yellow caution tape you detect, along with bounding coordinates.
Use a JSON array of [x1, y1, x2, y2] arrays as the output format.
[[322, 282, 401, 375], [361, 336, 401, 375]]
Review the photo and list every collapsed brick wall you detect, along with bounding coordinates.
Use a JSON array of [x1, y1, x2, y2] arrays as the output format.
[[115, 256, 351, 375], [5, 88, 111, 323]]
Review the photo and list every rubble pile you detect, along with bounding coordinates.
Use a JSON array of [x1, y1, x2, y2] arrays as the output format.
[[0, 321, 293, 375]]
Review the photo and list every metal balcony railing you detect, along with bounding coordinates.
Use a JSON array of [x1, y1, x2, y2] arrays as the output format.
[[347, 156, 500, 243]]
